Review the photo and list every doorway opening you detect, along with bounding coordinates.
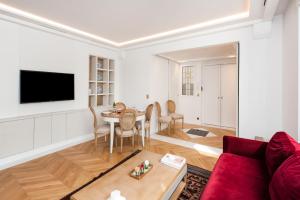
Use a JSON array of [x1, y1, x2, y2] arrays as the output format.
[[156, 42, 239, 148]]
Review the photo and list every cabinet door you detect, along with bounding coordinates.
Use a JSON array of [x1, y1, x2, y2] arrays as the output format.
[[202, 65, 220, 126], [220, 64, 237, 128]]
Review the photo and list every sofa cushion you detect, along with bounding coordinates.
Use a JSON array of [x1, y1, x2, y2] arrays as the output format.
[[265, 132, 299, 176], [269, 152, 300, 200], [200, 153, 269, 200]]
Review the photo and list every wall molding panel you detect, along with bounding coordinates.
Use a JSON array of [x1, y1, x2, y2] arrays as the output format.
[[0, 109, 94, 169]]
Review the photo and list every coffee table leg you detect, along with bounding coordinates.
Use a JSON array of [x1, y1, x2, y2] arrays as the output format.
[[110, 122, 114, 154], [184, 174, 187, 191]]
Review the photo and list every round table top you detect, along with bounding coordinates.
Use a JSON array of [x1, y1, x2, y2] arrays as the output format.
[[101, 110, 145, 118]]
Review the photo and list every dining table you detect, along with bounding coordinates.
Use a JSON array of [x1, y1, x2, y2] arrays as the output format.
[[101, 109, 146, 154]]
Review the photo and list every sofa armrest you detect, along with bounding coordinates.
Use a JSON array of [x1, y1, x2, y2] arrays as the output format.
[[223, 136, 268, 160]]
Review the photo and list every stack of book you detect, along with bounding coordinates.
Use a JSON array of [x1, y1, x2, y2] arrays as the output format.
[[161, 153, 186, 169]]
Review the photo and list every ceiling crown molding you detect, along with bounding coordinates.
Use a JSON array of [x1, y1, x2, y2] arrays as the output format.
[[0, 2, 250, 48]]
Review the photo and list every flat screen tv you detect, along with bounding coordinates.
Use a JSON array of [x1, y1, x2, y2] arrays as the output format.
[[20, 70, 75, 103]]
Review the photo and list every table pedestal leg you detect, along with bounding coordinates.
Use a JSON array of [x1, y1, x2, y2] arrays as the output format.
[[141, 120, 145, 147]]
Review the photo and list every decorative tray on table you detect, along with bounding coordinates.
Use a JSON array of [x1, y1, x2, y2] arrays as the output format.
[[129, 160, 153, 180]]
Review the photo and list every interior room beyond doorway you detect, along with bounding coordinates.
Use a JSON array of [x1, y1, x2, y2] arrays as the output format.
[[157, 42, 239, 148]]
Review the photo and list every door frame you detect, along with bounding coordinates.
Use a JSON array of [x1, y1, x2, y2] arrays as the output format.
[[201, 42, 240, 136]]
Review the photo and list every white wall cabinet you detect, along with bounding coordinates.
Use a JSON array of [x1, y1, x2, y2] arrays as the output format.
[[0, 119, 34, 158], [52, 114, 67, 143], [34, 116, 52, 148], [0, 109, 93, 159], [202, 64, 237, 128]]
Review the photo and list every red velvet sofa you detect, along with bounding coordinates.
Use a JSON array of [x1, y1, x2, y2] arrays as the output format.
[[200, 132, 300, 200]]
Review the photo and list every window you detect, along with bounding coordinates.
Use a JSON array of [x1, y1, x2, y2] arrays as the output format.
[[182, 66, 194, 95]]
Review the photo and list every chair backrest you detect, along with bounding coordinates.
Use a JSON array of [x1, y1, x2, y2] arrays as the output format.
[[155, 102, 162, 117], [89, 106, 98, 129], [167, 100, 176, 113], [119, 109, 136, 131], [145, 104, 154, 121], [116, 102, 126, 111]]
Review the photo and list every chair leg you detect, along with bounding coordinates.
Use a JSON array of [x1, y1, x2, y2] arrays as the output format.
[[168, 123, 171, 135], [173, 119, 176, 130], [182, 118, 184, 129], [158, 122, 160, 132], [120, 137, 123, 153], [115, 135, 117, 148], [132, 136, 134, 147], [94, 135, 98, 148], [104, 135, 107, 142]]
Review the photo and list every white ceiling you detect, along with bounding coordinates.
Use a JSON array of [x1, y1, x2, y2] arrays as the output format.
[[0, 0, 249, 43], [158, 43, 237, 62]]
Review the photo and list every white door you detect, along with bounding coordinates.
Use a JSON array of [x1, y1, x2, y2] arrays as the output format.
[[202, 65, 220, 126], [220, 64, 237, 128]]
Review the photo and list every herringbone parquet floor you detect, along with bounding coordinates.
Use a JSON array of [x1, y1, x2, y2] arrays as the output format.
[[157, 123, 235, 148], [0, 136, 219, 200]]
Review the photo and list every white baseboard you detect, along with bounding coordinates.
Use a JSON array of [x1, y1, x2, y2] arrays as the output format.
[[201, 123, 236, 131], [0, 133, 94, 170]]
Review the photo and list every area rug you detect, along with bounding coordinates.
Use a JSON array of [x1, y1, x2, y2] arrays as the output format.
[[61, 149, 142, 200], [183, 128, 216, 138], [178, 164, 211, 200]]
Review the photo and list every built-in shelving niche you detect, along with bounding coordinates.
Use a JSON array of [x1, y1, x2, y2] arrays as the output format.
[[89, 56, 115, 107]]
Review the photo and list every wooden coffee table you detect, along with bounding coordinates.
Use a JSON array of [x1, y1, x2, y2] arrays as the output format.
[[71, 151, 187, 200]]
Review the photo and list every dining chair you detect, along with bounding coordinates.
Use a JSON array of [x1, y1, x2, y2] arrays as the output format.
[[136, 104, 154, 142], [155, 102, 172, 135], [115, 102, 126, 112], [167, 100, 184, 129], [89, 106, 110, 148], [115, 109, 137, 152]]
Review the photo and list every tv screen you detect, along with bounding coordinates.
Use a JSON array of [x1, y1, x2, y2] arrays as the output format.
[[20, 70, 75, 103]]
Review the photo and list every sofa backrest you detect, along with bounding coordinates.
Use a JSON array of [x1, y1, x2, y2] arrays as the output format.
[[269, 152, 300, 200], [265, 132, 300, 177]]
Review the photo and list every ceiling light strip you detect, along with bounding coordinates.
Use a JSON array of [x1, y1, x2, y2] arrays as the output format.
[[0, 3, 249, 47], [0, 3, 118, 46], [119, 12, 249, 46]]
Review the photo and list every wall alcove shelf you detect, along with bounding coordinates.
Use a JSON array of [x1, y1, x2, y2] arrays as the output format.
[[89, 55, 115, 107]]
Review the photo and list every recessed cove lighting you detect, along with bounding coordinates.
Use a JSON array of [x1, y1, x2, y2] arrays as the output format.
[[0, 3, 118, 46], [0, 3, 249, 47], [119, 12, 249, 46]]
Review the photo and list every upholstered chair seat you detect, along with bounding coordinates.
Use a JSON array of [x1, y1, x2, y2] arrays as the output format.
[[89, 106, 110, 148], [155, 102, 171, 135], [167, 100, 184, 129], [136, 121, 151, 130], [169, 113, 183, 120], [159, 116, 172, 123], [115, 109, 137, 152], [116, 127, 136, 137], [96, 125, 110, 134], [136, 104, 154, 143]]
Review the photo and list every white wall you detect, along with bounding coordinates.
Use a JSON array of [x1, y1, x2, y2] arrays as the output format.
[[0, 18, 120, 163], [282, 0, 298, 141], [121, 16, 283, 140], [0, 19, 120, 119]]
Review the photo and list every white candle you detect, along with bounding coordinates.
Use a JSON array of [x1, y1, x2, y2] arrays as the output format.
[[110, 190, 121, 200]]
